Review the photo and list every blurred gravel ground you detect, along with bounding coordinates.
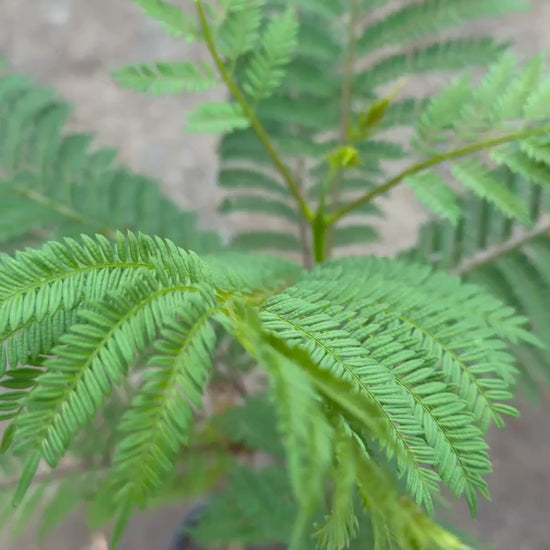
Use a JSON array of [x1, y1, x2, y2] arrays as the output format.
[[1, 1, 550, 548]]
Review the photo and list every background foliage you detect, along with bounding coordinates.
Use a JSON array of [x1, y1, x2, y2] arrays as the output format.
[[1, 1, 544, 550]]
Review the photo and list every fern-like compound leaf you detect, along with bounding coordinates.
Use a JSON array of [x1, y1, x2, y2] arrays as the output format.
[[243, 8, 299, 104], [267, 293, 444, 510], [417, 74, 473, 144], [218, 0, 265, 63], [406, 176, 550, 392], [411, 54, 550, 223], [5, 1, 546, 545], [357, 0, 527, 55], [332, 224, 379, 247], [314, 423, 359, 550], [0, 230, 535, 547], [131, 0, 198, 39], [191, 466, 297, 546], [260, 256, 529, 514], [451, 159, 530, 223], [357, 38, 506, 93], [0, 69, 221, 253], [209, 0, 523, 254], [218, 167, 290, 197], [0, 310, 76, 375], [235, 307, 334, 532], [220, 194, 299, 222], [0, 234, 145, 336], [99, 291, 219, 516], [0, 233, 213, 503], [406, 172, 462, 225], [186, 102, 249, 133], [212, 393, 284, 458], [112, 61, 218, 95], [353, 441, 466, 550], [14, 274, 190, 471]]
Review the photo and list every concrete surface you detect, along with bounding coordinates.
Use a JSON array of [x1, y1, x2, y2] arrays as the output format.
[[1, 0, 550, 548]]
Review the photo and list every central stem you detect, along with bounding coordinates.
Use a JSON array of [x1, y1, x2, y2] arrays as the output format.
[[338, 0, 360, 147], [327, 0, 360, 256]]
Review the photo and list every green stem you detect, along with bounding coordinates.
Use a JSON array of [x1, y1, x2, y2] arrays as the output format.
[[328, 125, 550, 224], [339, 0, 359, 146], [195, 0, 313, 221], [312, 166, 338, 263], [327, 0, 359, 253], [452, 215, 550, 277]]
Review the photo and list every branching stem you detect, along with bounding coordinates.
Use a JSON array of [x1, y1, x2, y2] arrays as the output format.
[[453, 215, 550, 276], [195, 0, 313, 221], [328, 125, 550, 224], [326, 0, 360, 257]]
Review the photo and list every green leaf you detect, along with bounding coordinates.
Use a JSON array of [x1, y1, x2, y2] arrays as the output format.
[[186, 102, 249, 133], [13, 453, 40, 507], [494, 54, 545, 120], [357, 0, 527, 55], [524, 75, 550, 119], [407, 172, 462, 224], [192, 466, 296, 546], [357, 38, 505, 93], [315, 428, 358, 550], [213, 394, 285, 457], [231, 304, 335, 548], [333, 224, 379, 247], [243, 8, 299, 103], [112, 61, 217, 95], [0, 70, 222, 253], [452, 159, 530, 222], [131, 0, 197, 39], [218, 167, 289, 196], [0, 423, 16, 454], [456, 53, 518, 137], [218, 0, 265, 62], [418, 74, 472, 144], [220, 195, 298, 222], [98, 293, 219, 512], [497, 148, 550, 187]]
